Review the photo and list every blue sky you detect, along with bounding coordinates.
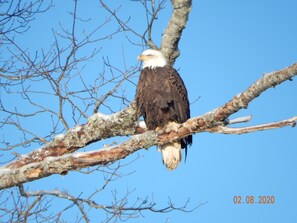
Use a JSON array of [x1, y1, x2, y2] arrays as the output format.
[[1, 0, 297, 222]]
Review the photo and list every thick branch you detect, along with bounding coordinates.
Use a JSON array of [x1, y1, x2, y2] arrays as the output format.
[[0, 131, 156, 189], [210, 62, 297, 123], [160, 0, 192, 65], [0, 61, 296, 189], [1, 113, 296, 190], [5, 102, 137, 169]]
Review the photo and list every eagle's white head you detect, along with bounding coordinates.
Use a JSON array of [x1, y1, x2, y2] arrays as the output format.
[[137, 49, 167, 69]]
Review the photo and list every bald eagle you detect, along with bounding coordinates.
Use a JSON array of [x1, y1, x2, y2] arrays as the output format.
[[135, 49, 192, 170]]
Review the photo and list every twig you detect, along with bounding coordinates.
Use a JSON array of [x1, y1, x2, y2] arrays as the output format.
[[210, 116, 297, 134], [227, 115, 252, 125]]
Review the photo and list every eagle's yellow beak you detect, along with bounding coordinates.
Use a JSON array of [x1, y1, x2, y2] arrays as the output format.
[[137, 55, 148, 61], [137, 55, 143, 61]]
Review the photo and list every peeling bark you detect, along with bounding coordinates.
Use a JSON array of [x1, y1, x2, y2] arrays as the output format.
[[6, 102, 137, 169]]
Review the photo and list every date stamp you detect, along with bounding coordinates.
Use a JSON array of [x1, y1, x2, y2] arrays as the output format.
[[233, 195, 275, 205]]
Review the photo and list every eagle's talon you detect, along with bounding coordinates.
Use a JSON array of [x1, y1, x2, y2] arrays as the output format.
[[166, 122, 180, 133]]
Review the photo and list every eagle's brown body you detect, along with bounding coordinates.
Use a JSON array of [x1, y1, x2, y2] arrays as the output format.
[[136, 64, 192, 169]]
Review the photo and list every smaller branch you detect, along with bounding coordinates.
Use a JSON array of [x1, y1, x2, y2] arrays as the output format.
[[22, 195, 42, 222], [0, 0, 52, 36], [19, 184, 90, 223], [227, 115, 252, 125], [210, 116, 297, 134], [141, 0, 166, 49], [17, 184, 197, 221], [0, 73, 35, 80], [0, 137, 44, 151], [99, 0, 143, 40], [92, 77, 124, 114]]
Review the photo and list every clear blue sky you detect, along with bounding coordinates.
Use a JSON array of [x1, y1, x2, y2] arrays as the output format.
[[1, 0, 297, 222]]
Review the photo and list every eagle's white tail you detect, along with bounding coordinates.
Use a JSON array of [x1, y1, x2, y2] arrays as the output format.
[[159, 142, 181, 170]]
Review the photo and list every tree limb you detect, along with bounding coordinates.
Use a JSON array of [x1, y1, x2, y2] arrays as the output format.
[[209, 116, 297, 134], [0, 61, 296, 189], [160, 0, 192, 65]]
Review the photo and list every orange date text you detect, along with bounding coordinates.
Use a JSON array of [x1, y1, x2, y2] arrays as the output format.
[[233, 195, 275, 204]]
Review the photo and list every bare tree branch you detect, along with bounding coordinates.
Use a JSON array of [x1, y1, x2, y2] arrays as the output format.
[[160, 0, 192, 65], [17, 186, 198, 222], [1, 1, 296, 222], [210, 116, 297, 135], [227, 115, 252, 125], [11, 159, 200, 222], [2, 102, 137, 170], [0, 0, 52, 36], [0, 61, 296, 189], [0, 0, 134, 152]]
